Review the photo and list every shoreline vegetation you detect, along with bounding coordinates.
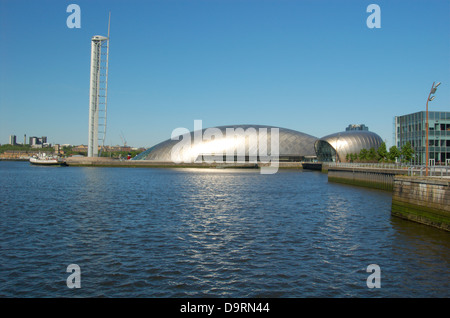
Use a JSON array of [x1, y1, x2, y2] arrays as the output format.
[[344, 141, 414, 164], [0, 144, 145, 160]]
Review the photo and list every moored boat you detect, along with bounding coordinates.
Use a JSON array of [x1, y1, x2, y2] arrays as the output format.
[[29, 153, 66, 166]]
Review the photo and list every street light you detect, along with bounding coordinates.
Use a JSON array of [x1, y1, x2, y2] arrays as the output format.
[[425, 81, 441, 176], [430, 82, 441, 95]]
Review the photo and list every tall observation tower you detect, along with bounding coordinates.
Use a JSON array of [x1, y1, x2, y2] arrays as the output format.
[[88, 14, 110, 157]]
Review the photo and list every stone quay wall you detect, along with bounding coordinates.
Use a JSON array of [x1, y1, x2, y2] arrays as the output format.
[[327, 166, 408, 191], [392, 176, 450, 231]]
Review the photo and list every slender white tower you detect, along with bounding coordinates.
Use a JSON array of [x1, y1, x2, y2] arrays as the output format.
[[88, 14, 110, 157]]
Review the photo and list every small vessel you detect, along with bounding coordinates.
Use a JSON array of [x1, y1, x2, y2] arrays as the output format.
[[29, 153, 66, 166]]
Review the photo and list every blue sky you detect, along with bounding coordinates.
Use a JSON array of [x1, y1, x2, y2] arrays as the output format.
[[1, 0, 449, 148]]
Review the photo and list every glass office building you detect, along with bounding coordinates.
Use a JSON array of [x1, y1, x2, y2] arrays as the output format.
[[394, 111, 450, 165]]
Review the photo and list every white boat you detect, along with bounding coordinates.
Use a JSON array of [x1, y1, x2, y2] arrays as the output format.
[[29, 153, 66, 166]]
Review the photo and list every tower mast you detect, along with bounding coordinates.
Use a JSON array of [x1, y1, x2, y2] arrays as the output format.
[[88, 13, 110, 157]]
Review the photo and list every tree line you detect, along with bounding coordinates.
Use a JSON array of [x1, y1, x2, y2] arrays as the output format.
[[345, 142, 414, 163], [0, 144, 54, 153]]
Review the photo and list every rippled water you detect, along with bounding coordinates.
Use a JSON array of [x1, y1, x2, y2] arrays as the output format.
[[0, 161, 449, 297]]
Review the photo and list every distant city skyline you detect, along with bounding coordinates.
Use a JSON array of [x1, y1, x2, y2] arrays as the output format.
[[1, 0, 449, 148]]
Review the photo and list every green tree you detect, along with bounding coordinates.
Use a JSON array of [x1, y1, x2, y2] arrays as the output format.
[[350, 153, 357, 162], [401, 142, 414, 163], [377, 142, 388, 162], [368, 147, 378, 162], [359, 148, 368, 162], [388, 146, 401, 162]]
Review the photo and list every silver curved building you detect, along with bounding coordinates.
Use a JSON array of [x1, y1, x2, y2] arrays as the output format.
[[314, 130, 383, 162], [133, 125, 318, 163]]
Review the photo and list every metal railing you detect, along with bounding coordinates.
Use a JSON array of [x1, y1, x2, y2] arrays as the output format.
[[407, 165, 450, 178], [324, 162, 450, 178], [329, 162, 408, 169]]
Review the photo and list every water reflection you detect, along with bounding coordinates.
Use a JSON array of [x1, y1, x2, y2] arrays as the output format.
[[0, 162, 449, 297], [390, 217, 450, 290]]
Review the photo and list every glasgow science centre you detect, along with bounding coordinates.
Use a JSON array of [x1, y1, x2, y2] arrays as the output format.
[[132, 124, 383, 164], [83, 23, 384, 165]]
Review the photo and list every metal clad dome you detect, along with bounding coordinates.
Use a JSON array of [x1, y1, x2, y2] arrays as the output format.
[[314, 130, 383, 162], [133, 125, 318, 162]]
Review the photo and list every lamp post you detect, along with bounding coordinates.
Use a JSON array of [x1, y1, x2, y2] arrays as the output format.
[[425, 81, 441, 176]]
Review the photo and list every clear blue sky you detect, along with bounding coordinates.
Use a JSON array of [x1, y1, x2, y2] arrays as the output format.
[[1, 0, 449, 148]]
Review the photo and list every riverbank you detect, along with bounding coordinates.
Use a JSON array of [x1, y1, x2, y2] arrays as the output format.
[[392, 176, 450, 231], [63, 157, 303, 169], [324, 165, 450, 231], [327, 166, 409, 191], [0, 158, 29, 161]]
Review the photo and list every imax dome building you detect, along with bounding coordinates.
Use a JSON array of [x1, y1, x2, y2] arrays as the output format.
[[133, 125, 318, 163], [314, 130, 383, 163]]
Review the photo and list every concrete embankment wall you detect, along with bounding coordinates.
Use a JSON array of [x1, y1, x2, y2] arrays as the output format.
[[392, 176, 450, 231], [327, 167, 450, 231], [327, 167, 408, 191], [64, 157, 302, 169], [65, 157, 253, 168]]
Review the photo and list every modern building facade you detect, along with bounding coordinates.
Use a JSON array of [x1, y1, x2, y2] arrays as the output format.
[[314, 130, 383, 163], [133, 125, 318, 163], [394, 111, 450, 165], [134, 125, 386, 164]]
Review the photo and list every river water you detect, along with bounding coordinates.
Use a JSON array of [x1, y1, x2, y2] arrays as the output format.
[[0, 161, 449, 297]]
